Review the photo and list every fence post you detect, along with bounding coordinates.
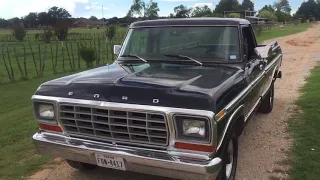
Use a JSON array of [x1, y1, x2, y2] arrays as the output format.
[[77, 42, 80, 69], [65, 42, 73, 69], [98, 39, 101, 65], [6, 47, 15, 81], [55, 42, 58, 71], [13, 46, 24, 78], [38, 44, 42, 75], [61, 44, 65, 70], [71, 43, 75, 69], [29, 42, 38, 76], [2, 47, 12, 81], [42, 45, 47, 73], [23, 44, 27, 78], [50, 43, 55, 72]]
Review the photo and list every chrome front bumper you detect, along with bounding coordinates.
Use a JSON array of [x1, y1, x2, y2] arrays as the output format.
[[33, 132, 222, 180]]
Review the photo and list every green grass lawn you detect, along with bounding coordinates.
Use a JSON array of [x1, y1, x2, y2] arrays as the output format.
[[0, 27, 111, 35], [289, 66, 320, 180], [0, 23, 313, 180], [0, 72, 80, 180], [256, 23, 311, 43]]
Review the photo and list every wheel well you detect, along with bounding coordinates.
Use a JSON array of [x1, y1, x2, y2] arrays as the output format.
[[232, 115, 245, 137]]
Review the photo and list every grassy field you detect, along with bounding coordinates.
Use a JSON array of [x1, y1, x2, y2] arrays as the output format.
[[256, 23, 311, 43], [0, 27, 108, 35], [0, 23, 313, 180], [289, 66, 320, 180], [0, 30, 126, 84]]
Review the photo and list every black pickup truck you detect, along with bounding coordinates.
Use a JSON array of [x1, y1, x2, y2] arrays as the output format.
[[32, 18, 282, 180]]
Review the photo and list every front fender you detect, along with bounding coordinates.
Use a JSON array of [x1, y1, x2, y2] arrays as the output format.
[[215, 105, 244, 155]]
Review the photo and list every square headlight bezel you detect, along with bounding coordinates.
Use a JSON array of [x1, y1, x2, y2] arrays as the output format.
[[174, 115, 211, 144], [33, 100, 57, 125]]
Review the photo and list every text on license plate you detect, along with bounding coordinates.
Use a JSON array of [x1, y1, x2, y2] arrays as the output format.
[[95, 154, 126, 171]]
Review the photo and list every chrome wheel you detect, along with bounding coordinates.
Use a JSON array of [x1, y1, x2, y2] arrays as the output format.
[[225, 141, 234, 179]]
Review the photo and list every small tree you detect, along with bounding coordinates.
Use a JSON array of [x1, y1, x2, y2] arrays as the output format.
[[258, 10, 278, 22], [79, 45, 97, 68], [106, 25, 117, 60], [11, 23, 27, 42], [41, 27, 54, 43], [54, 20, 69, 47]]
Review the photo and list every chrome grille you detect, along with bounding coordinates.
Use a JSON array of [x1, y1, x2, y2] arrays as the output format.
[[58, 104, 169, 147]]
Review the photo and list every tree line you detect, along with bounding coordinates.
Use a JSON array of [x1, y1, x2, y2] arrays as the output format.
[[0, 0, 319, 29]]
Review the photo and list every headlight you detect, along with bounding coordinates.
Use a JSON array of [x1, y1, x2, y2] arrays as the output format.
[[174, 116, 210, 143], [38, 104, 54, 119], [34, 102, 56, 122], [183, 120, 206, 138]]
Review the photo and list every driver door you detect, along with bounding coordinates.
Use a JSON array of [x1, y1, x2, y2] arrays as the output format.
[[242, 25, 266, 118]]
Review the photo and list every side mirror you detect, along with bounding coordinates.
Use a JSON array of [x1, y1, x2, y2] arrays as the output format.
[[114, 45, 121, 55], [254, 46, 272, 59]]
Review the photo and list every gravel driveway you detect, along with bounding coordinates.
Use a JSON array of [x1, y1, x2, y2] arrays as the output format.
[[28, 24, 320, 180]]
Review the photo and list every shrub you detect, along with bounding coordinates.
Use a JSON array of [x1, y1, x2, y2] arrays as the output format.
[[79, 45, 97, 68], [35, 33, 41, 40], [41, 27, 54, 43], [11, 23, 27, 42], [87, 25, 92, 29], [258, 10, 278, 23], [106, 25, 116, 41], [54, 20, 69, 45]]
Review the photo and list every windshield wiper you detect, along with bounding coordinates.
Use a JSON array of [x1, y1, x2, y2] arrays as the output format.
[[164, 54, 203, 66], [120, 54, 147, 63]]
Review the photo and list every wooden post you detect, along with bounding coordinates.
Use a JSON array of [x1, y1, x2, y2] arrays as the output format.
[[13, 46, 24, 78], [50, 43, 54, 72], [62, 45, 65, 70], [42, 45, 47, 73], [66, 42, 73, 69], [6, 47, 15, 81], [29, 42, 38, 76], [2, 47, 12, 81], [70, 43, 75, 69], [23, 44, 27, 77], [77, 42, 80, 69], [38, 44, 42, 75], [55, 42, 58, 71], [98, 39, 101, 65], [106, 42, 109, 63]]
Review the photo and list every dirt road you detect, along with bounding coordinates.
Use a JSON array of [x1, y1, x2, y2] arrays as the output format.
[[28, 24, 320, 180]]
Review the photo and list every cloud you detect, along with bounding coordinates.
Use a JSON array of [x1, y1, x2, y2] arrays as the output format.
[[0, 0, 88, 18], [193, 3, 214, 8], [85, 3, 108, 10]]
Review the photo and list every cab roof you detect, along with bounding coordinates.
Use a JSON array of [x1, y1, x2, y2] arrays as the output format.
[[130, 18, 250, 28]]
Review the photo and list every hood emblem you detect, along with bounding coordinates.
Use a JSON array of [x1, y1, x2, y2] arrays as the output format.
[[122, 96, 128, 101], [94, 94, 100, 99], [153, 99, 159, 104]]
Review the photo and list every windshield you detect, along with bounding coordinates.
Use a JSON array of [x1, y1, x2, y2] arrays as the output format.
[[119, 26, 240, 62]]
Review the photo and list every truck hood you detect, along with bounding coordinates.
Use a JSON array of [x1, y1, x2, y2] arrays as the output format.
[[35, 63, 241, 111]]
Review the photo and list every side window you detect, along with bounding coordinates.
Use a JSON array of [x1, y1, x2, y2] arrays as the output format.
[[242, 26, 256, 60]]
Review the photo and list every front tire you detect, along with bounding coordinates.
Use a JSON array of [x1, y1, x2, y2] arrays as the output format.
[[66, 160, 97, 171], [258, 83, 274, 114], [216, 137, 238, 180]]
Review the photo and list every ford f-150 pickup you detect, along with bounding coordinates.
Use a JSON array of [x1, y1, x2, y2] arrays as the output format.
[[32, 18, 282, 180]]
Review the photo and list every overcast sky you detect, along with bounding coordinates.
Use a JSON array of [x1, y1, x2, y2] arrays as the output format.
[[0, 0, 305, 19]]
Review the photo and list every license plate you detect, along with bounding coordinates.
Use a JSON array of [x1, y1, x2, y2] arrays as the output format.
[[95, 154, 126, 171]]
